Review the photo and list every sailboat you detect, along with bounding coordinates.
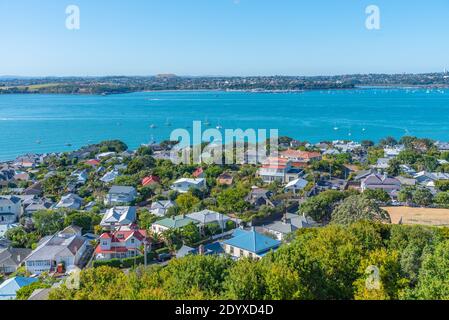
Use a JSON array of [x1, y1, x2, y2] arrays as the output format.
[[165, 118, 172, 126], [333, 122, 339, 131]]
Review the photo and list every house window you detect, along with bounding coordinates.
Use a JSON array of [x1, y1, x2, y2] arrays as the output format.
[[131, 238, 135, 244], [229, 246, 234, 255], [102, 241, 108, 246]]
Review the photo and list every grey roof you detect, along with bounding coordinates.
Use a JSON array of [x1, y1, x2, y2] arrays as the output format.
[[264, 214, 316, 235], [25, 232, 87, 262], [0, 248, 32, 268], [187, 210, 230, 225], [109, 185, 136, 194], [176, 245, 195, 258], [28, 288, 51, 300]]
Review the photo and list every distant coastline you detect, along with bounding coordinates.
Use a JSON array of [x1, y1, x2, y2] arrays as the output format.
[[1, 72, 449, 95]]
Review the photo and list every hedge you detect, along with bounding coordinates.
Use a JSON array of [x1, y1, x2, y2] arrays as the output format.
[[93, 252, 155, 268]]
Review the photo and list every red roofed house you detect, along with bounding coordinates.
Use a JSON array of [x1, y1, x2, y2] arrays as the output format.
[[95, 226, 149, 261], [280, 149, 321, 163], [142, 175, 160, 187], [192, 167, 205, 178], [85, 159, 100, 166]]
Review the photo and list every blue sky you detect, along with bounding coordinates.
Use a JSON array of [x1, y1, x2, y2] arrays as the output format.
[[0, 0, 448, 76]]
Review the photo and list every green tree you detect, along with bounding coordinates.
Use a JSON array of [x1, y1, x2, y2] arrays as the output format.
[[412, 188, 433, 207], [216, 187, 250, 213], [299, 190, 346, 222], [176, 192, 200, 213], [363, 189, 391, 203], [412, 240, 449, 299], [33, 210, 65, 236], [16, 281, 51, 300], [331, 195, 391, 225], [353, 249, 409, 300], [434, 192, 449, 207]]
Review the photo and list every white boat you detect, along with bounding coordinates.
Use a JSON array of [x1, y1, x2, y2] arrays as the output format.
[[150, 124, 157, 129]]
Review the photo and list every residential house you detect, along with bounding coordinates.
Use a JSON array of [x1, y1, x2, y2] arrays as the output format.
[[280, 149, 321, 163], [414, 171, 449, 187], [0, 224, 18, 239], [361, 173, 402, 194], [222, 228, 281, 260], [435, 141, 449, 152], [176, 242, 224, 259], [23, 199, 54, 217], [0, 277, 38, 300], [384, 145, 405, 158], [258, 157, 302, 184], [372, 158, 390, 170], [70, 169, 88, 185], [85, 159, 100, 167], [104, 186, 137, 205], [217, 172, 234, 186], [151, 215, 199, 235], [170, 178, 206, 194], [24, 228, 89, 274], [55, 194, 83, 210], [246, 187, 275, 208], [100, 206, 137, 230], [0, 196, 22, 224], [284, 178, 309, 194], [100, 169, 120, 184], [0, 247, 32, 274], [332, 140, 362, 152], [262, 213, 317, 241], [149, 200, 175, 217], [24, 181, 43, 196], [192, 167, 205, 178], [0, 168, 15, 187], [395, 176, 417, 186], [186, 209, 231, 229], [95, 226, 148, 261], [96, 152, 116, 160], [142, 175, 160, 187]]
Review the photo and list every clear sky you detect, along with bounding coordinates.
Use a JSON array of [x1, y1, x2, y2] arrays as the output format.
[[0, 0, 448, 76]]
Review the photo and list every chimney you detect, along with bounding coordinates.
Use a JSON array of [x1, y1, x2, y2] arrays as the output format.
[[198, 245, 205, 255]]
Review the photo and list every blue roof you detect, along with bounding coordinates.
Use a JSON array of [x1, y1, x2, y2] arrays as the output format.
[[223, 228, 280, 254], [0, 276, 38, 300]]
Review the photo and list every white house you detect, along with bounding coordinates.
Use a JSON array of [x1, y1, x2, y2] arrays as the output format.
[[284, 178, 309, 194], [24, 227, 88, 274], [0, 196, 22, 224], [222, 228, 281, 260], [100, 206, 137, 230], [100, 169, 120, 184], [170, 178, 206, 193], [104, 186, 137, 205], [0, 277, 38, 300], [55, 194, 83, 210], [262, 213, 317, 241], [149, 200, 176, 217], [70, 170, 88, 185], [186, 209, 231, 229], [95, 228, 147, 261]]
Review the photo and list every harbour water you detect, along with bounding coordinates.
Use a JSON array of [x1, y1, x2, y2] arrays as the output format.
[[0, 88, 448, 161]]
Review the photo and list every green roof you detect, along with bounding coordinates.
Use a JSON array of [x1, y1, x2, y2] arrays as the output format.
[[155, 215, 198, 229]]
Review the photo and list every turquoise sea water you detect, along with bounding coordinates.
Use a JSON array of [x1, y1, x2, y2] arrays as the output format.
[[0, 88, 449, 161]]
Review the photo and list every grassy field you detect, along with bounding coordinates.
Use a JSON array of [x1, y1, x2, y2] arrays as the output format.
[[383, 206, 449, 226], [0, 83, 60, 91]]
